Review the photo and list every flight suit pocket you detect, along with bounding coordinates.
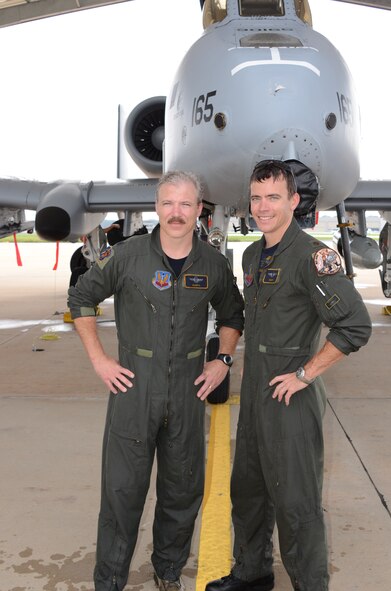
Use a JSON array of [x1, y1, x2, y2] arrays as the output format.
[[258, 344, 311, 357], [106, 428, 149, 491], [311, 278, 351, 323], [258, 343, 311, 377]]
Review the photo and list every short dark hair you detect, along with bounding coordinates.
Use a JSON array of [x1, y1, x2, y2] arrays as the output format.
[[250, 160, 297, 197], [157, 171, 203, 204]]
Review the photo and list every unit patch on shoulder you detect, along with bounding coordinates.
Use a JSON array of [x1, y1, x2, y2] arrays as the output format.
[[152, 270, 172, 291], [97, 246, 114, 268], [244, 272, 254, 287], [183, 274, 208, 289], [313, 248, 342, 275], [244, 265, 254, 287]]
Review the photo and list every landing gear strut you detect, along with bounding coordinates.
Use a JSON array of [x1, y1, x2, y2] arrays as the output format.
[[336, 201, 355, 282], [379, 222, 391, 298]]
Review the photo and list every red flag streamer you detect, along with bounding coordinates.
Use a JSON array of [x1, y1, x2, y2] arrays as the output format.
[[13, 232, 22, 266], [53, 241, 59, 271]]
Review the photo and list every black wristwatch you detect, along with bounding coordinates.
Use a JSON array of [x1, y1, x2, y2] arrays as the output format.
[[295, 366, 315, 385], [216, 353, 234, 367]]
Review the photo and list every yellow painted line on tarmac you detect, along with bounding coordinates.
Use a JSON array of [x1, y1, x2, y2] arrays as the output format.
[[227, 394, 240, 406], [196, 403, 232, 591]]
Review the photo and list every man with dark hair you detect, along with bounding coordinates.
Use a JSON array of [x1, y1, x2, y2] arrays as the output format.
[[68, 170, 244, 591], [206, 160, 371, 591]]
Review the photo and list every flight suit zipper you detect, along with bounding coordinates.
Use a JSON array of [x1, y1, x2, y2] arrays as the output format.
[[130, 277, 157, 314], [164, 260, 194, 426], [164, 277, 177, 427]]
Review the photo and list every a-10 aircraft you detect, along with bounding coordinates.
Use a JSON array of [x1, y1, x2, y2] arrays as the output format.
[[1, 0, 391, 298]]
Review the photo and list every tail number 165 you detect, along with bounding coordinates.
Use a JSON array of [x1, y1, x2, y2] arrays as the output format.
[[192, 91, 217, 126]]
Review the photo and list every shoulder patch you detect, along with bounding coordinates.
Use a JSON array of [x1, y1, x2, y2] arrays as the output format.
[[97, 246, 114, 268], [313, 248, 342, 275]]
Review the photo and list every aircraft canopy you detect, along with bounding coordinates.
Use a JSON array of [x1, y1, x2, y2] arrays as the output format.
[[202, 0, 312, 28]]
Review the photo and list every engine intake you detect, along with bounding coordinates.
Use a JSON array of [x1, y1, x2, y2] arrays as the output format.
[[124, 97, 166, 177]]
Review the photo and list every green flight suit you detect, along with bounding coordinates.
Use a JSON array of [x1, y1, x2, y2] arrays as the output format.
[[231, 219, 371, 591], [68, 225, 244, 591]]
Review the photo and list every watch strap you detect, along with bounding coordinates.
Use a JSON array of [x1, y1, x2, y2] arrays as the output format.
[[216, 353, 233, 367]]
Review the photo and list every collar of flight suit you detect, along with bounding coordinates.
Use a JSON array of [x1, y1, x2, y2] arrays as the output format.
[[150, 224, 203, 269], [250, 217, 302, 263], [244, 218, 302, 300]]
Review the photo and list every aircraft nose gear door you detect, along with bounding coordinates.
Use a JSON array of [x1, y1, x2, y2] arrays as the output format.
[[379, 222, 391, 298]]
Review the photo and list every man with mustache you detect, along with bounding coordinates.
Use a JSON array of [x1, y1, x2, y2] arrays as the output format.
[[68, 170, 244, 591]]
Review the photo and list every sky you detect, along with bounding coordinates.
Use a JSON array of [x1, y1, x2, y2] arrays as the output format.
[[0, 0, 390, 190]]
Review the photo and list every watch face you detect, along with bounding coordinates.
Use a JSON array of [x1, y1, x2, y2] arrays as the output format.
[[296, 367, 313, 384], [217, 354, 233, 366]]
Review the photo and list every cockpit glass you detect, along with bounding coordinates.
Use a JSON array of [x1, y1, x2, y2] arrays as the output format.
[[239, 0, 285, 17], [294, 0, 312, 25], [202, 0, 227, 29], [203, 0, 312, 28]]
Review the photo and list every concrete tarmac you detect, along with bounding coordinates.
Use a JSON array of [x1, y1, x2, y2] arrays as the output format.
[[0, 240, 390, 591]]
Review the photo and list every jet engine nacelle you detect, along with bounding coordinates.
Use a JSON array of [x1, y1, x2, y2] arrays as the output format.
[[334, 232, 382, 269], [35, 183, 105, 242], [123, 96, 166, 178]]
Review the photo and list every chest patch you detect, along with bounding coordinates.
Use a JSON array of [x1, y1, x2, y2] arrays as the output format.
[[183, 274, 208, 289], [313, 248, 342, 275], [152, 270, 172, 291], [244, 268, 254, 287], [262, 268, 281, 284]]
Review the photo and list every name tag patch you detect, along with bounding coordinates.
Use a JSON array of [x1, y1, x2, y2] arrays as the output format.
[[262, 268, 281, 284], [152, 270, 172, 291], [184, 274, 208, 289]]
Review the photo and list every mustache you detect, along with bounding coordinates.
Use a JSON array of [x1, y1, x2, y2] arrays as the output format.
[[168, 216, 186, 224]]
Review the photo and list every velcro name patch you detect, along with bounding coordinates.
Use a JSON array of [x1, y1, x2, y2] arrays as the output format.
[[183, 274, 208, 289], [262, 269, 281, 284]]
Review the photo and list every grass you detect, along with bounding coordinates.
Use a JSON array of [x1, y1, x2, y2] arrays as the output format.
[[0, 231, 379, 244], [0, 233, 46, 243]]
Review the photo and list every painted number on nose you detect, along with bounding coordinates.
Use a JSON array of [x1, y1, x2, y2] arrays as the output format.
[[192, 91, 217, 126], [336, 92, 353, 126]]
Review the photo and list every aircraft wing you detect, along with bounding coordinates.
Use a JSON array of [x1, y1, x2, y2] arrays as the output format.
[[332, 0, 391, 9], [345, 180, 391, 212], [0, 177, 158, 240], [0, 0, 132, 28]]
